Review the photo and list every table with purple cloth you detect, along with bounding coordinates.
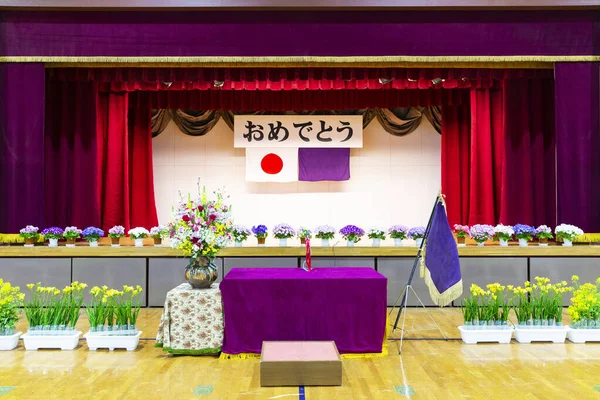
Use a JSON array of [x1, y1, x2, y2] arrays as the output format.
[[220, 267, 387, 355]]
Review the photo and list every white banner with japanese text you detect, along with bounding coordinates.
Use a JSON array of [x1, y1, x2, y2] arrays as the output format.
[[233, 115, 363, 148]]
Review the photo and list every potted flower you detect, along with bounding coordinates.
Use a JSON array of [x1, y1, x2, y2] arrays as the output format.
[[19, 225, 39, 247], [469, 224, 494, 246], [169, 186, 232, 288], [408, 226, 426, 247], [458, 283, 513, 344], [339, 225, 364, 247], [150, 225, 168, 246], [231, 225, 251, 247], [297, 227, 312, 245], [22, 282, 87, 350], [315, 225, 335, 247], [453, 225, 470, 246], [273, 223, 296, 247], [493, 224, 514, 247], [108, 225, 125, 247], [536, 225, 553, 246], [388, 225, 408, 247], [42, 227, 63, 247], [82, 227, 104, 247], [252, 225, 268, 246], [63, 226, 82, 247], [512, 277, 572, 343], [513, 224, 536, 247], [555, 224, 583, 247], [0, 279, 24, 350], [128, 227, 149, 247], [84, 285, 143, 351], [367, 228, 386, 247], [567, 275, 600, 343]]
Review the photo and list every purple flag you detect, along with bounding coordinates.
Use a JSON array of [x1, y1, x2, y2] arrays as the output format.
[[298, 148, 350, 182], [420, 199, 463, 307]]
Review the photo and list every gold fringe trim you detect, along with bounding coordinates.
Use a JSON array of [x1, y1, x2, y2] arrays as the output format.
[[0, 55, 597, 67], [423, 266, 463, 307], [219, 352, 261, 360]]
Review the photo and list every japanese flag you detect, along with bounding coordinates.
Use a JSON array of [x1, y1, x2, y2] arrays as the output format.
[[246, 147, 298, 182]]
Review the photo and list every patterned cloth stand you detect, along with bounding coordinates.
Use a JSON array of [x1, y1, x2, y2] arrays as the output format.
[[155, 283, 224, 355]]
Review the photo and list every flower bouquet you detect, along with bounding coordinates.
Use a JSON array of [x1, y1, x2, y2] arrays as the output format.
[[84, 285, 144, 351], [0, 279, 24, 350], [231, 225, 251, 247], [169, 185, 232, 288], [252, 225, 268, 246], [340, 225, 364, 247], [297, 227, 312, 245], [493, 224, 514, 247], [128, 227, 149, 247], [315, 225, 335, 247], [22, 282, 87, 350], [63, 226, 82, 247], [536, 225, 553, 246], [108, 225, 125, 247], [453, 224, 470, 246], [42, 227, 63, 247], [367, 228, 386, 247], [20, 225, 39, 247], [388, 225, 408, 247], [408, 226, 426, 247], [555, 224, 583, 246], [150, 225, 168, 246], [273, 223, 296, 247], [82, 227, 104, 247], [513, 224, 536, 247], [469, 224, 494, 246]]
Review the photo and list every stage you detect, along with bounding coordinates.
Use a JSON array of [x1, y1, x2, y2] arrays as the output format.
[[1, 245, 598, 307]]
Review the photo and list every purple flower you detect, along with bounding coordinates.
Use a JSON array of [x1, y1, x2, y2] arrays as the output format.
[[108, 225, 125, 238], [42, 227, 64, 239], [513, 224, 536, 241], [82, 227, 104, 241], [408, 226, 426, 239], [63, 226, 82, 240], [273, 223, 296, 239], [232, 225, 251, 241], [339, 225, 365, 242], [315, 225, 336, 240], [297, 227, 312, 239], [19, 225, 39, 239], [388, 225, 408, 240], [252, 225, 268, 238], [470, 224, 495, 243]]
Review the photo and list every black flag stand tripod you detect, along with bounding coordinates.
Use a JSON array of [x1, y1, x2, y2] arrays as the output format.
[[387, 195, 447, 354]]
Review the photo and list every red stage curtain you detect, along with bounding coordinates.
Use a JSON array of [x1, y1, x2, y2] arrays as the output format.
[[45, 80, 101, 229]]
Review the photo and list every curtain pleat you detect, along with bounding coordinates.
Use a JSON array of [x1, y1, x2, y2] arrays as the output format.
[[151, 109, 172, 137], [375, 108, 423, 136], [424, 106, 442, 133]]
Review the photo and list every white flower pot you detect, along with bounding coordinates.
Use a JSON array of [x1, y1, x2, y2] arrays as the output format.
[[499, 239, 508, 247], [372, 238, 381, 247], [563, 239, 573, 247], [477, 242, 485, 247], [539, 243, 549, 247], [415, 238, 423, 247], [518, 238, 528, 247], [567, 327, 600, 343], [134, 238, 144, 247], [321, 239, 330, 247], [279, 238, 288, 247], [235, 241, 243, 247], [89, 240, 99, 247], [347, 240, 355, 247], [85, 331, 142, 351], [22, 331, 81, 350], [48, 238, 59, 247], [394, 238, 403, 247], [0, 332, 21, 351], [458, 326, 513, 344], [514, 327, 568, 343]]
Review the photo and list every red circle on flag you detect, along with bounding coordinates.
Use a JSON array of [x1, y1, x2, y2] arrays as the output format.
[[261, 153, 284, 174]]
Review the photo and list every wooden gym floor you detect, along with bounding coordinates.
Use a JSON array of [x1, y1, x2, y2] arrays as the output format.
[[1, 308, 600, 399]]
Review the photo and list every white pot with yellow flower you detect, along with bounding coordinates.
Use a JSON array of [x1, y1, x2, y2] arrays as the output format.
[[21, 282, 86, 350], [0, 279, 25, 350], [566, 275, 600, 343], [458, 283, 514, 344], [513, 277, 571, 343], [84, 285, 143, 351]]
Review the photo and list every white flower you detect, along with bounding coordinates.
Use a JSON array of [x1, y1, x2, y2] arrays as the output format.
[[128, 227, 150, 239], [555, 224, 584, 237], [494, 224, 514, 236]]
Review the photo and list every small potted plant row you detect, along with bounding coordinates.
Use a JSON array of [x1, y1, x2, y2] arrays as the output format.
[[453, 223, 583, 246], [19, 225, 168, 247]]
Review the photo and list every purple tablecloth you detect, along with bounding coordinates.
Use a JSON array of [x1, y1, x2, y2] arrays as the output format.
[[220, 267, 387, 355]]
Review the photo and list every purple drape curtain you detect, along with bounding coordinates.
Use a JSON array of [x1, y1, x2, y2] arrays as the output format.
[[0, 63, 45, 232], [44, 80, 101, 229], [555, 62, 600, 232]]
